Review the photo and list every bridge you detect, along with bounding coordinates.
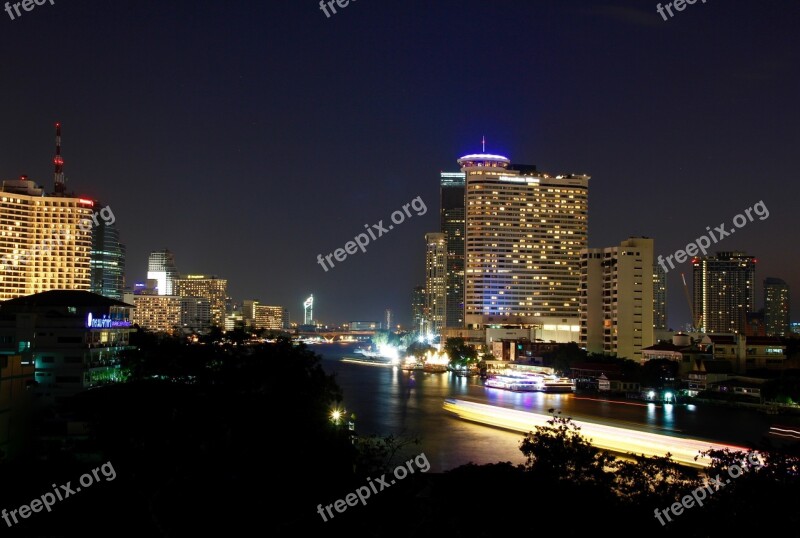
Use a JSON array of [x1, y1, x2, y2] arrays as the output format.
[[295, 330, 376, 342]]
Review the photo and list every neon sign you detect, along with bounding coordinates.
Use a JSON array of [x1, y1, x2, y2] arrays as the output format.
[[86, 312, 132, 329]]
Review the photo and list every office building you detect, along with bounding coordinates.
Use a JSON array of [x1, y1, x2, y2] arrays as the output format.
[[180, 297, 212, 331], [692, 252, 756, 334], [0, 176, 93, 301], [243, 300, 285, 331], [653, 264, 667, 330], [580, 237, 655, 361], [174, 275, 227, 328], [764, 277, 790, 337], [441, 171, 466, 328], [0, 290, 134, 404], [90, 204, 125, 300], [460, 153, 589, 328], [385, 308, 393, 331], [147, 250, 179, 296], [424, 232, 447, 335], [132, 295, 182, 333], [411, 285, 425, 333]]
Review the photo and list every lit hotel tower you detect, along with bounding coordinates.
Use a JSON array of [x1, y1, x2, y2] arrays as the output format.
[[0, 123, 93, 300], [460, 152, 589, 329]]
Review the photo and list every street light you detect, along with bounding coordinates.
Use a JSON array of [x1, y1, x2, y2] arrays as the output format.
[[330, 408, 344, 425]]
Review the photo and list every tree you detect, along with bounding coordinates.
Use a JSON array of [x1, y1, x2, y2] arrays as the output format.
[[406, 341, 434, 358], [444, 337, 477, 367], [543, 342, 587, 375], [519, 409, 615, 487], [640, 358, 678, 388]]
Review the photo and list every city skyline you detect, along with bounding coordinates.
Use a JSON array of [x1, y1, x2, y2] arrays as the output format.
[[0, 1, 797, 327]]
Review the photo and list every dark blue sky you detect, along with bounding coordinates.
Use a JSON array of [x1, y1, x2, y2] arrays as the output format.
[[1, 0, 797, 327]]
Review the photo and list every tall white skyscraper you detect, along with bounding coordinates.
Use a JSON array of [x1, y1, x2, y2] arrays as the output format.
[[147, 249, 179, 296], [460, 153, 589, 329]]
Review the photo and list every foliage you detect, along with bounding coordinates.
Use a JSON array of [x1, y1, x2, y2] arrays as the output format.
[[519, 409, 615, 486], [353, 433, 421, 479], [444, 337, 478, 366], [640, 358, 679, 388], [406, 341, 434, 358]]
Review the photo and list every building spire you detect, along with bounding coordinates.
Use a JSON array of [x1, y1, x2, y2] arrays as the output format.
[[53, 122, 65, 195], [482, 135, 486, 153]]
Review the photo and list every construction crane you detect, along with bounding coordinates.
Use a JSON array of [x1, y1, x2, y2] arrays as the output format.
[[681, 273, 701, 331]]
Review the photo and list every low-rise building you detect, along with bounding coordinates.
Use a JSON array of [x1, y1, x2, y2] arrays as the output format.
[[598, 373, 641, 394], [0, 291, 134, 405], [0, 354, 34, 459], [685, 361, 733, 396], [709, 334, 787, 372]]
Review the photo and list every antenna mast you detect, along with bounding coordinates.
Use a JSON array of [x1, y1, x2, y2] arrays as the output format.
[[54, 122, 65, 195]]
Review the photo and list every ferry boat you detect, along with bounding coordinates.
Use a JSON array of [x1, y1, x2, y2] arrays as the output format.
[[485, 372, 575, 393]]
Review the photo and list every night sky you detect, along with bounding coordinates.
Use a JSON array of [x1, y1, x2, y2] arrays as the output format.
[[1, 0, 797, 328]]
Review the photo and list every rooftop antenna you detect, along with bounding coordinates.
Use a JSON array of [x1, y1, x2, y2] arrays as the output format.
[[53, 122, 65, 195], [482, 136, 486, 153]]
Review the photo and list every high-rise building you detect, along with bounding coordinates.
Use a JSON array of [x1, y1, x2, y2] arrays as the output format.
[[692, 251, 756, 334], [424, 232, 447, 335], [653, 263, 667, 330], [580, 237, 655, 361], [147, 250, 179, 296], [132, 295, 182, 333], [243, 300, 285, 331], [0, 176, 94, 301], [411, 285, 425, 333], [303, 295, 314, 326], [385, 308, 393, 331], [180, 297, 212, 331], [90, 203, 125, 301], [441, 171, 466, 328], [764, 277, 790, 337], [174, 275, 227, 328], [460, 153, 589, 328]]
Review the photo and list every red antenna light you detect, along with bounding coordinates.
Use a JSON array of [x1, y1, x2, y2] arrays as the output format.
[[53, 122, 65, 195]]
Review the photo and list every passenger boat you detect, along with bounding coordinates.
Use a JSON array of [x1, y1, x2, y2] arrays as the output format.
[[485, 372, 575, 393]]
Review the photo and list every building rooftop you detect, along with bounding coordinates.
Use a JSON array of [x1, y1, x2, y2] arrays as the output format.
[[0, 290, 132, 310]]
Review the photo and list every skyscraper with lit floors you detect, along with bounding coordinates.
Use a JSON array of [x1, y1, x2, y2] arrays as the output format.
[[424, 233, 447, 336], [692, 251, 756, 334], [0, 176, 93, 301], [460, 152, 589, 332]]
